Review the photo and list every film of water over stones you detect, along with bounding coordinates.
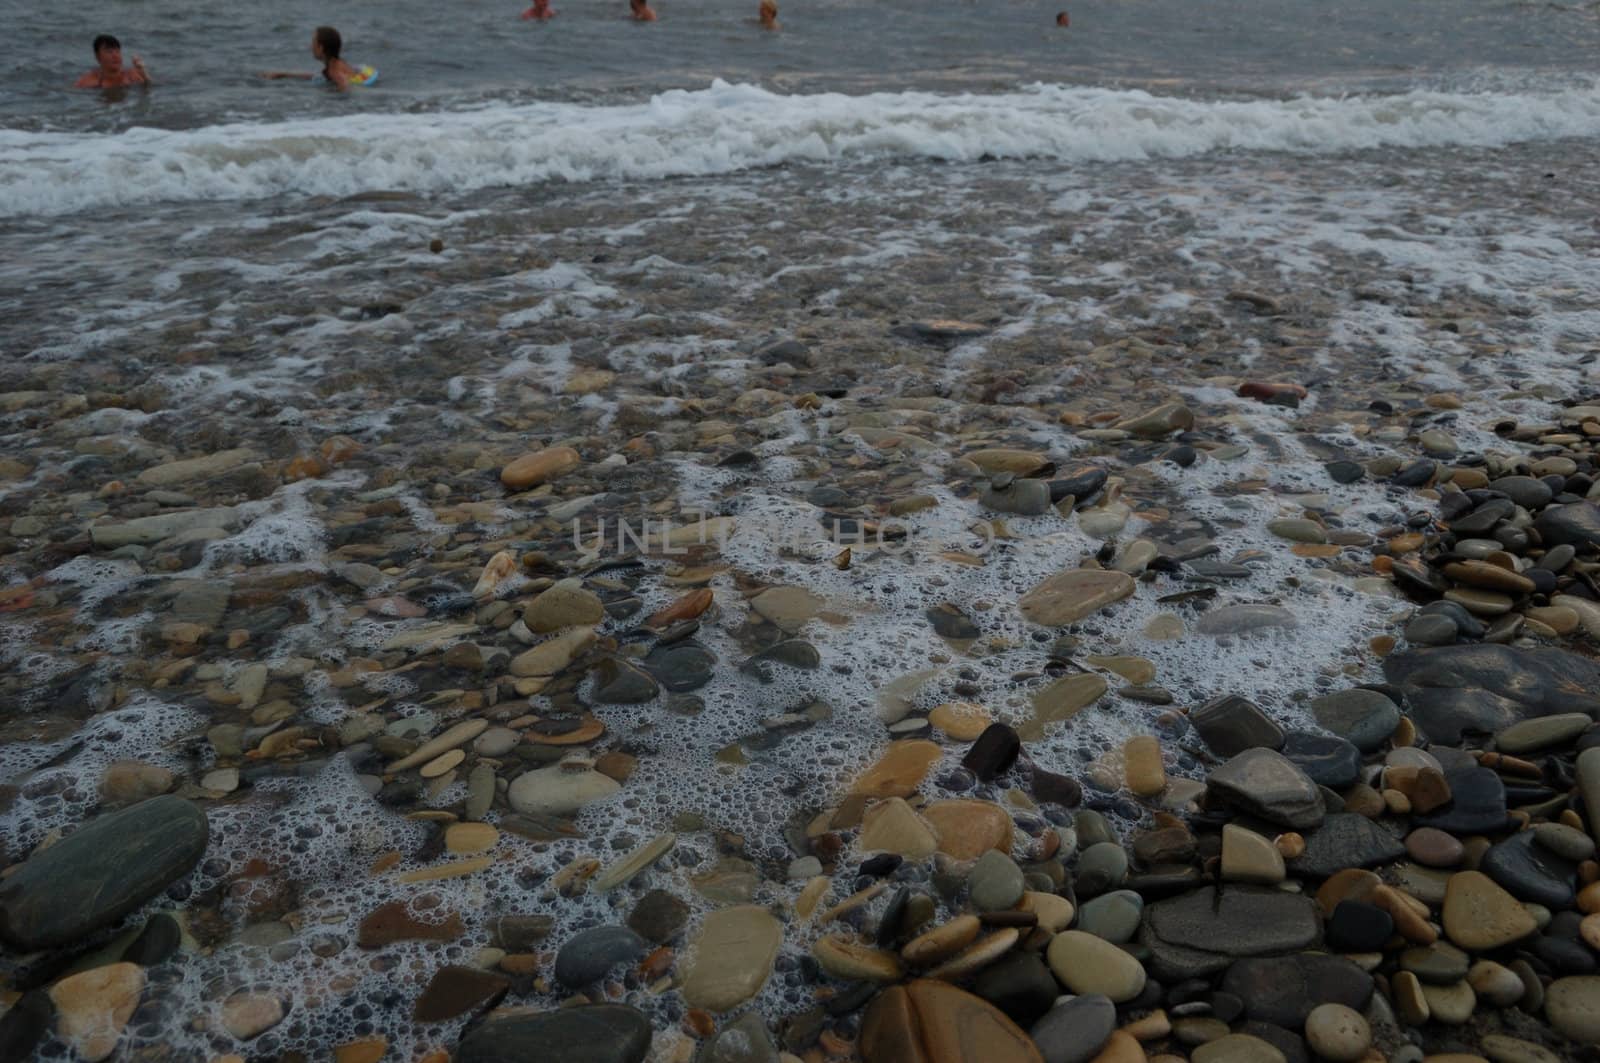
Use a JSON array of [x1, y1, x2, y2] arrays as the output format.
[[7, 2, 1600, 1062]]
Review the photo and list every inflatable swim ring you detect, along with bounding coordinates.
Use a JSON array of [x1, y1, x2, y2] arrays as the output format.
[[316, 65, 379, 87]]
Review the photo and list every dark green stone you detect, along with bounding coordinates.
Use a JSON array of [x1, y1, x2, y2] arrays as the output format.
[[0, 795, 208, 950]]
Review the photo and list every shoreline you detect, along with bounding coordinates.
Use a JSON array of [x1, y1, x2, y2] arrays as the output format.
[[2, 141, 1600, 1060]]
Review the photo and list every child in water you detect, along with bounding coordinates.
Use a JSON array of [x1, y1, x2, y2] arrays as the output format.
[[521, 0, 555, 19], [759, 0, 779, 30], [629, 0, 658, 21], [261, 27, 376, 91]]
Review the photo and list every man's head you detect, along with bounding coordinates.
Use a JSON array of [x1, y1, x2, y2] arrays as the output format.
[[92, 34, 123, 71], [1055, 11, 1069, 26], [312, 26, 342, 61]]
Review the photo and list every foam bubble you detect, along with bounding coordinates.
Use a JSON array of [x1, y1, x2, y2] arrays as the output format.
[[5, 78, 1600, 217]]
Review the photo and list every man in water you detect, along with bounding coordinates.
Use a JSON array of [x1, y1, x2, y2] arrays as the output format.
[[261, 26, 375, 91], [521, 0, 556, 19], [630, 0, 658, 21], [759, 0, 779, 30], [75, 35, 150, 89], [1055, 11, 1069, 26]]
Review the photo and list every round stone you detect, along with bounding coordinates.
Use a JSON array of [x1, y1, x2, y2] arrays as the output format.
[[929, 702, 993, 740], [1045, 930, 1146, 1002], [1268, 518, 1327, 544], [501, 446, 581, 490], [923, 800, 1014, 860], [1404, 613, 1459, 645], [1309, 689, 1399, 754], [1497, 713, 1593, 755], [445, 823, 499, 854], [1191, 1034, 1285, 1063], [1324, 901, 1394, 954], [1469, 960, 1527, 1007], [1028, 993, 1114, 1063], [1534, 822, 1597, 863], [472, 727, 520, 757], [1420, 980, 1476, 1025], [680, 906, 782, 1012], [222, 992, 286, 1039], [1076, 891, 1143, 945], [1405, 827, 1464, 868], [1019, 569, 1136, 626], [627, 890, 689, 945], [1074, 842, 1129, 896], [1480, 1034, 1563, 1063], [553, 926, 647, 987], [1221, 823, 1285, 885], [1303, 1003, 1370, 1061], [523, 583, 605, 633], [852, 740, 944, 799], [508, 765, 621, 816], [859, 797, 939, 859], [47, 963, 145, 1063], [968, 851, 1025, 913], [1546, 976, 1600, 1044], [1123, 735, 1165, 797], [1443, 871, 1537, 951], [1195, 603, 1301, 636]]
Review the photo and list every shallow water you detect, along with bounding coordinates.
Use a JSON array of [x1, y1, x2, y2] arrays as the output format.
[[4, 132, 1600, 1054], [10, 0, 1600, 132], [5, 1, 1600, 1058]]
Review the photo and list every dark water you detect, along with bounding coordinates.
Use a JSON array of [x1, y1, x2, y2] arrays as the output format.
[[7, 0, 1600, 132]]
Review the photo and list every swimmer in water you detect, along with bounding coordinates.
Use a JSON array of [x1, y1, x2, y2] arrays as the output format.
[[521, 0, 555, 19], [759, 0, 779, 29], [629, 0, 658, 21], [261, 26, 374, 91], [75, 35, 150, 89], [1056, 11, 1069, 26]]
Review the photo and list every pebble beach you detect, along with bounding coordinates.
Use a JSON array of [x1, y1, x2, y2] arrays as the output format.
[[7, 3, 1600, 1062]]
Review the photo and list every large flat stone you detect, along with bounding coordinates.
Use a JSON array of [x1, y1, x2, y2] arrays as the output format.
[[455, 1005, 652, 1063], [861, 979, 1043, 1063], [0, 796, 208, 950], [1019, 570, 1135, 627], [1189, 695, 1285, 758], [1206, 748, 1324, 830], [1146, 887, 1319, 958], [1291, 814, 1406, 879], [1383, 645, 1600, 744], [1221, 954, 1374, 1028], [680, 906, 783, 1012]]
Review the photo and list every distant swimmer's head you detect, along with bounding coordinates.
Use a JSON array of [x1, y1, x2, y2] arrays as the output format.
[[1055, 11, 1069, 26], [759, 0, 778, 26], [629, 0, 657, 20], [312, 26, 343, 61], [92, 34, 124, 72]]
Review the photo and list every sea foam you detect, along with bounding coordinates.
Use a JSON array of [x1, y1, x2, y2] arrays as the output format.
[[3, 77, 1600, 216]]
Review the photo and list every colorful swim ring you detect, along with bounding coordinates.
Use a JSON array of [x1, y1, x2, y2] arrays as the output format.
[[350, 65, 378, 87]]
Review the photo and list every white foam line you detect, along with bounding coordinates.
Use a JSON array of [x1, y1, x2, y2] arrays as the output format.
[[5, 78, 1600, 216]]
